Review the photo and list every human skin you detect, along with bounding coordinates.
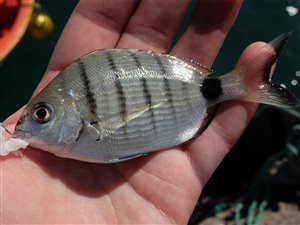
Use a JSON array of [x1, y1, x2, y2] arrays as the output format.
[[1, 0, 276, 223]]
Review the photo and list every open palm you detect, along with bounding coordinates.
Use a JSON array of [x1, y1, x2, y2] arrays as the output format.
[[2, 0, 272, 223]]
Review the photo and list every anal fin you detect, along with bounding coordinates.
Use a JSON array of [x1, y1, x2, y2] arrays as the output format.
[[109, 153, 149, 163]]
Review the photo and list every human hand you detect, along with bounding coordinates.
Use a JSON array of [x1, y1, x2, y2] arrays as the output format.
[[2, 0, 274, 223]]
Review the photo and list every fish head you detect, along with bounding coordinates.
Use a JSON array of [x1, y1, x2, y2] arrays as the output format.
[[14, 85, 83, 154]]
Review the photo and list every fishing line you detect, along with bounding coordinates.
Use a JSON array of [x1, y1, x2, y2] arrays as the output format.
[[0, 123, 13, 135]]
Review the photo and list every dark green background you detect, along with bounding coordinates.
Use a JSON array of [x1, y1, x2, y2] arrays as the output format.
[[0, 0, 299, 121]]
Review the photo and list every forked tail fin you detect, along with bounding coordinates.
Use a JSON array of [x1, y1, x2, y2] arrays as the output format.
[[232, 32, 300, 108]]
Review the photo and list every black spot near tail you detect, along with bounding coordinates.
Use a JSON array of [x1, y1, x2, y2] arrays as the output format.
[[200, 78, 222, 101]]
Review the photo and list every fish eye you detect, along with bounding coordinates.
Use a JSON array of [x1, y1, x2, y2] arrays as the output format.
[[31, 103, 53, 124]]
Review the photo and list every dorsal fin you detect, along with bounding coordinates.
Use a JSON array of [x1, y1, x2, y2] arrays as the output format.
[[130, 49, 213, 75], [175, 55, 213, 75]]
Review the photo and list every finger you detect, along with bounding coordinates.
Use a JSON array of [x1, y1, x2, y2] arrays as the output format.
[[2, 107, 25, 128], [47, 0, 139, 73], [171, 0, 243, 67], [185, 42, 276, 185], [117, 0, 190, 52]]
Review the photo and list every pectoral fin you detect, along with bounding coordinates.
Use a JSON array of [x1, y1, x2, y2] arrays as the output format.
[[88, 121, 105, 142], [110, 102, 163, 130]]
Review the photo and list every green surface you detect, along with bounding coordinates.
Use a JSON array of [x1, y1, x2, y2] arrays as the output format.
[[0, 0, 299, 121]]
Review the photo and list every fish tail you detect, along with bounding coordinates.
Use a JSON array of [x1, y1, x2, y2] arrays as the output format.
[[230, 32, 300, 108]]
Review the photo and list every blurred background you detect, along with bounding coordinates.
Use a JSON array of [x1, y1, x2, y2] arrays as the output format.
[[0, 0, 299, 224]]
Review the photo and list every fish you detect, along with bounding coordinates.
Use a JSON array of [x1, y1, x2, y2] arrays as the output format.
[[14, 33, 300, 163]]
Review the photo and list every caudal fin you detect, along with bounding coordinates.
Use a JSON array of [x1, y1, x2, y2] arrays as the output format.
[[242, 83, 300, 108], [269, 31, 293, 58], [235, 32, 300, 108]]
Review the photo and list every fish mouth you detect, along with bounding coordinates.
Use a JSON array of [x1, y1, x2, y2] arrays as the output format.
[[13, 129, 32, 140]]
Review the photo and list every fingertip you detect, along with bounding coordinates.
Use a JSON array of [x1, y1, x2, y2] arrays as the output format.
[[3, 106, 25, 128], [171, 0, 243, 67], [235, 41, 277, 71]]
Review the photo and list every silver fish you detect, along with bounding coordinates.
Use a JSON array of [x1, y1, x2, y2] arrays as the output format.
[[14, 33, 300, 163]]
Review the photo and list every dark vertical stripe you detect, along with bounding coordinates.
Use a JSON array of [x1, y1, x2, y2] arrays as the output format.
[[155, 55, 167, 74], [130, 52, 156, 129], [140, 77, 156, 129], [163, 77, 175, 112], [155, 55, 176, 120], [130, 52, 142, 69], [78, 60, 98, 118], [181, 81, 190, 108], [106, 52, 127, 127]]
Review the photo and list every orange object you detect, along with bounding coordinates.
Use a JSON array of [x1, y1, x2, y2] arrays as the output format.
[[0, 0, 35, 61]]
